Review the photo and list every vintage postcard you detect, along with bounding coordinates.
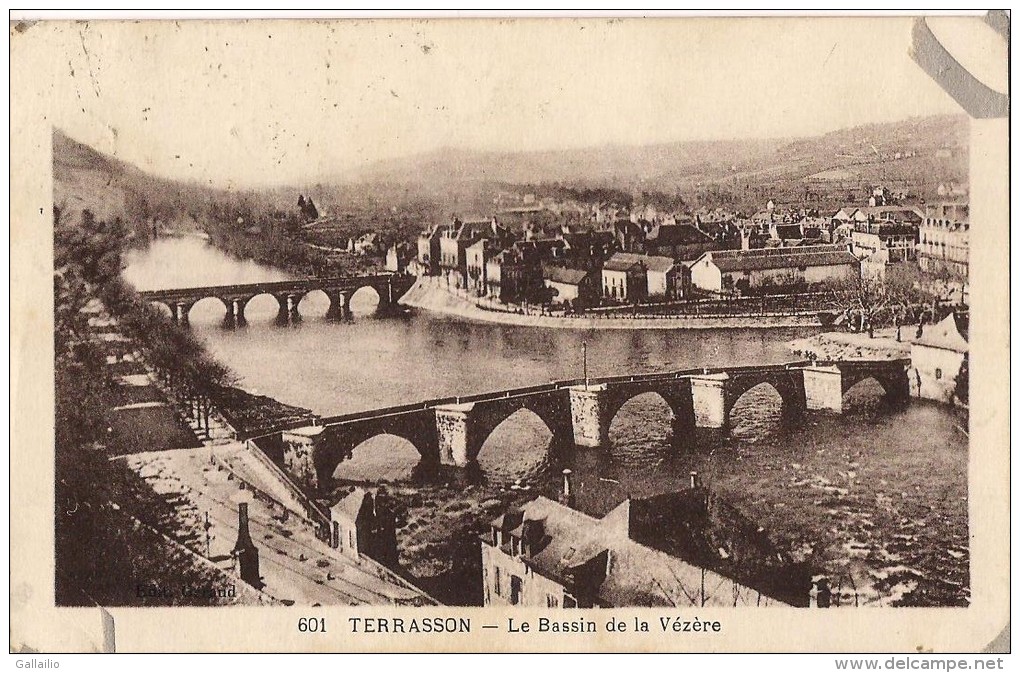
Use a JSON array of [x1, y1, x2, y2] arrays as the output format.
[[9, 12, 1010, 655]]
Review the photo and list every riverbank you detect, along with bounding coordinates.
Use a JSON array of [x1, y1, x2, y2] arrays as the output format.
[[787, 328, 913, 361], [399, 280, 823, 330]]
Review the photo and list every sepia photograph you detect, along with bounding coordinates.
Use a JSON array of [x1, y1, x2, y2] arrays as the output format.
[[10, 10, 1010, 655]]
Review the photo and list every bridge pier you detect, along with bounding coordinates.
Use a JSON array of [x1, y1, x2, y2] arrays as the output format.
[[339, 291, 353, 320], [690, 373, 729, 429], [324, 290, 352, 321], [173, 301, 195, 325], [220, 296, 250, 328], [274, 293, 302, 325], [802, 365, 844, 413], [568, 384, 610, 448], [435, 403, 477, 466]]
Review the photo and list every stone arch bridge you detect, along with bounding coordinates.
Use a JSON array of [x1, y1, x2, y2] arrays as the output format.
[[268, 359, 911, 491], [137, 274, 415, 325]]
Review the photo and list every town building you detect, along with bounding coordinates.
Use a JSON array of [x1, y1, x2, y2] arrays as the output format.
[[848, 223, 919, 260], [542, 266, 598, 308], [385, 242, 413, 273], [643, 255, 679, 299], [613, 219, 648, 254], [910, 313, 968, 404], [416, 224, 448, 276], [466, 239, 501, 296], [438, 217, 513, 288], [352, 232, 379, 256], [918, 203, 969, 279], [329, 487, 398, 567], [688, 245, 860, 295], [485, 242, 545, 304], [851, 205, 924, 227], [860, 248, 915, 285], [480, 495, 792, 608], [601, 252, 649, 302], [561, 231, 618, 270], [644, 223, 716, 260]]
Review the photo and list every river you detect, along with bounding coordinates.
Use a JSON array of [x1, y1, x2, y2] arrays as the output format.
[[123, 236, 969, 607]]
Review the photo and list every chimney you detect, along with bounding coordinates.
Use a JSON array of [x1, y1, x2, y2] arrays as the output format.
[[559, 469, 575, 508], [232, 502, 262, 589], [689, 471, 700, 489]]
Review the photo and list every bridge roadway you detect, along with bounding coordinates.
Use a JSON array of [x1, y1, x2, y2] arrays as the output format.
[[267, 358, 912, 491], [138, 273, 416, 324]]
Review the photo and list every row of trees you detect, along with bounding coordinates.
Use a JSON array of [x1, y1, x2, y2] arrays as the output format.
[[828, 265, 962, 336], [53, 206, 247, 605]]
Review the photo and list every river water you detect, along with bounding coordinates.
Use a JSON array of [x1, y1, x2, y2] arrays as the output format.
[[123, 237, 969, 607]]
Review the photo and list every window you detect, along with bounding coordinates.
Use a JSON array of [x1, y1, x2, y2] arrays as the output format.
[[494, 567, 501, 596], [935, 368, 943, 380], [348, 530, 355, 550], [547, 594, 559, 608], [510, 575, 523, 605]]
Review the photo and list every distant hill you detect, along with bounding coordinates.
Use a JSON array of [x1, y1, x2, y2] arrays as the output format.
[[350, 114, 969, 201], [53, 113, 968, 241]]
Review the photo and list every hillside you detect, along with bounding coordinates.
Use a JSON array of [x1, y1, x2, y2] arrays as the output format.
[[52, 129, 222, 234], [351, 114, 969, 203]]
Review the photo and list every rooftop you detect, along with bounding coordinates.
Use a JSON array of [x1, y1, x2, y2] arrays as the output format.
[[331, 487, 370, 521], [915, 313, 969, 353], [647, 223, 714, 246], [603, 252, 675, 273], [699, 245, 859, 272], [543, 266, 591, 285], [490, 497, 788, 608]]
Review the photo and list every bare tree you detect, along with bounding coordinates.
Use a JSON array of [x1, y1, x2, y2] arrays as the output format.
[[828, 275, 890, 337]]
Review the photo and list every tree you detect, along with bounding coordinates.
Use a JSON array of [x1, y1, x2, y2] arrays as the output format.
[[301, 197, 319, 222], [829, 275, 890, 336]]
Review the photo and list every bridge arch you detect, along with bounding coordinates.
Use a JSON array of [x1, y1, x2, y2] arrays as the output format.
[[348, 284, 382, 315], [146, 299, 174, 319], [607, 389, 682, 427], [185, 296, 231, 323], [474, 407, 556, 477], [467, 394, 573, 463], [724, 372, 806, 420], [296, 289, 331, 318], [312, 411, 439, 487], [607, 390, 690, 447], [331, 433, 423, 481], [841, 372, 897, 397], [240, 292, 283, 322]]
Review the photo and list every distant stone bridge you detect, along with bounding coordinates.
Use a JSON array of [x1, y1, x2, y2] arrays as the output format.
[[138, 274, 416, 325], [271, 359, 911, 491]]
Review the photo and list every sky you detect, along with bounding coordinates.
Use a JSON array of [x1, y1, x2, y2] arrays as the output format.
[[16, 15, 972, 188]]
